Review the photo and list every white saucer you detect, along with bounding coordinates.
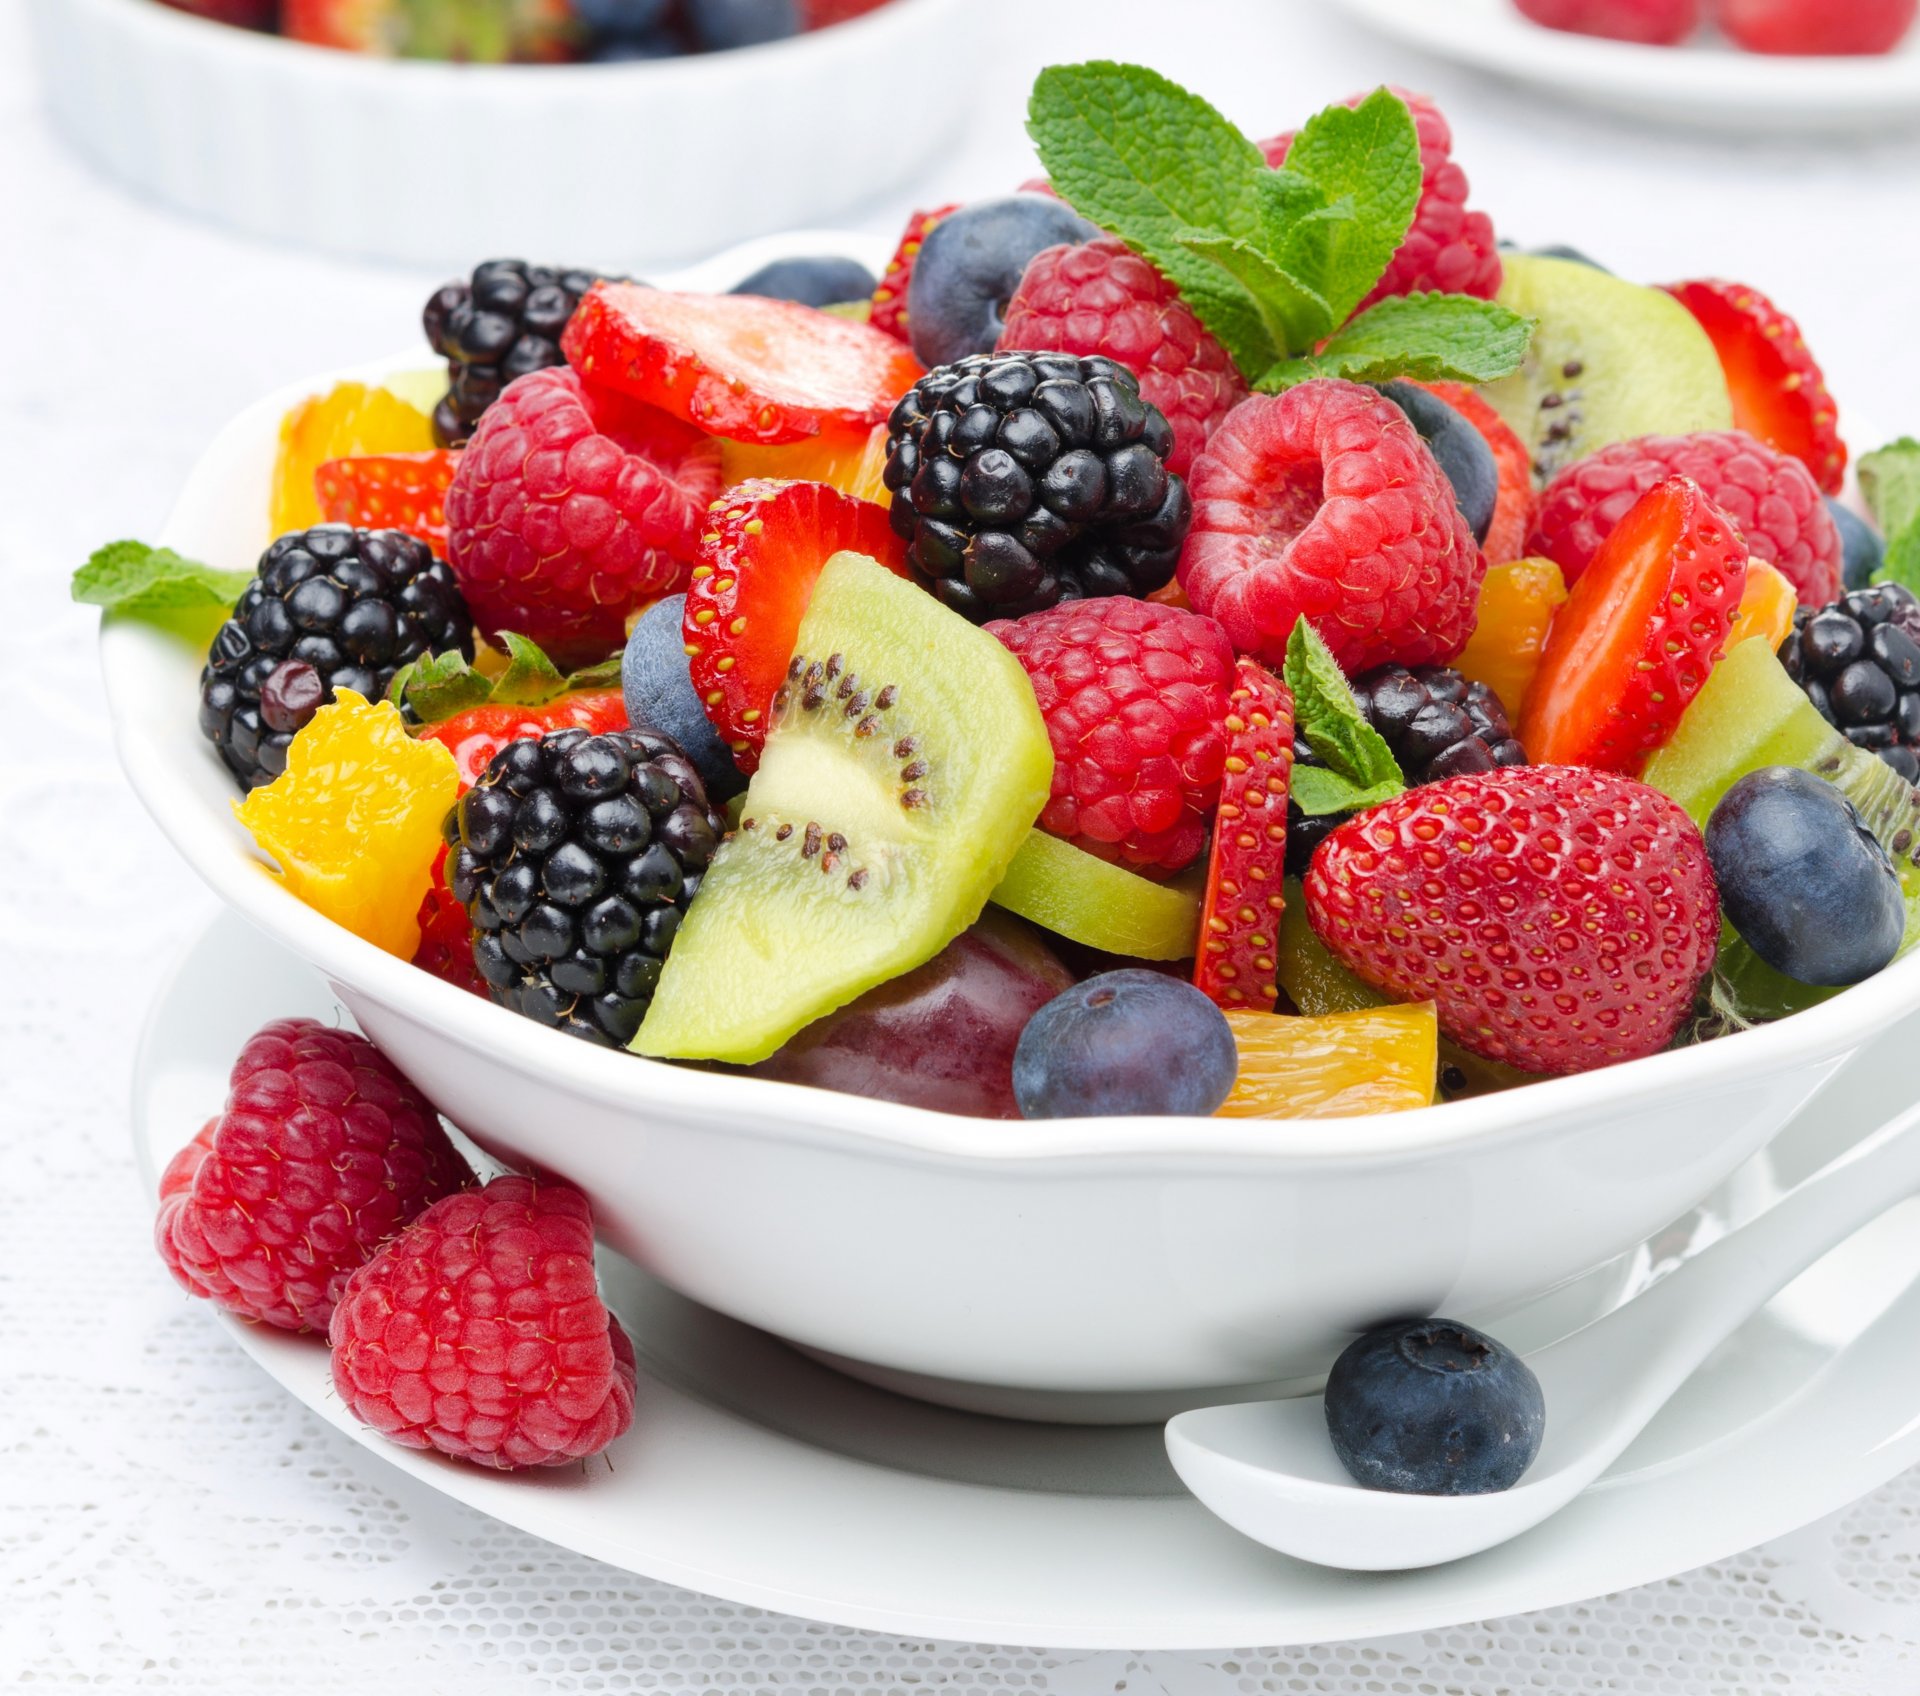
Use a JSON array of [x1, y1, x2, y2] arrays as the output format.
[[135, 913, 1920, 1650], [1332, 0, 1920, 134]]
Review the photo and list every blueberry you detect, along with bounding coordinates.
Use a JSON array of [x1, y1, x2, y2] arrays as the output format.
[[1377, 382, 1498, 545], [587, 30, 684, 59], [1323, 1318, 1545, 1496], [683, 0, 797, 50], [1706, 766, 1905, 986], [621, 595, 745, 802], [1828, 497, 1885, 592], [1011, 969, 1237, 1119], [730, 255, 879, 310], [573, 0, 672, 34], [905, 196, 1099, 368]]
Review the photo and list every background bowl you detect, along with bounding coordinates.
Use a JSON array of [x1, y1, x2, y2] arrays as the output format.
[[26, 0, 974, 268], [99, 235, 1920, 1414]]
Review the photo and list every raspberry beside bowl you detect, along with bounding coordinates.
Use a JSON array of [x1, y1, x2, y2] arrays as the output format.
[[100, 235, 1920, 1410]]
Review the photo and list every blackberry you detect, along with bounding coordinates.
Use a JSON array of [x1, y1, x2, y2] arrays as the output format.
[[1780, 582, 1920, 783], [1285, 664, 1527, 874], [448, 727, 723, 1048], [422, 259, 620, 447], [881, 351, 1192, 621], [199, 526, 472, 791]]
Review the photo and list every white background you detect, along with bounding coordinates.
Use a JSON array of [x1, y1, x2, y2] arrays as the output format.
[[8, 0, 1920, 1687]]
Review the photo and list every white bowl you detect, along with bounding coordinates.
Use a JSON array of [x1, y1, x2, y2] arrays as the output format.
[[26, 0, 974, 269], [100, 250, 1920, 1410]]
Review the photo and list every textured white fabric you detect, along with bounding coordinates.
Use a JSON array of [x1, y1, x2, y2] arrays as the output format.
[[10, 0, 1920, 1685]]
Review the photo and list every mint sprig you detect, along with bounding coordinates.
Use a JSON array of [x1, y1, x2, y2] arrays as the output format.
[[1859, 437, 1920, 593], [1282, 620, 1405, 817], [1027, 64, 1533, 393], [388, 632, 621, 724], [72, 540, 251, 622]]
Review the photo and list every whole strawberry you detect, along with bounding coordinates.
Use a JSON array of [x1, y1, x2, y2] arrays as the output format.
[[155, 1019, 469, 1332], [1512, 0, 1703, 43], [1180, 380, 1486, 674], [1304, 767, 1719, 1075], [329, 1176, 637, 1470], [997, 238, 1249, 478]]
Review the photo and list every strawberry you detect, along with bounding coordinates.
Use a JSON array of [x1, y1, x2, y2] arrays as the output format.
[[870, 205, 959, 345], [1304, 766, 1719, 1075], [1518, 477, 1747, 772], [1194, 659, 1295, 1011], [316, 450, 459, 552], [412, 843, 489, 996], [1663, 279, 1847, 495], [1715, 0, 1917, 54], [683, 480, 909, 771], [416, 689, 628, 788], [562, 284, 924, 446], [1417, 381, 1535, 568]]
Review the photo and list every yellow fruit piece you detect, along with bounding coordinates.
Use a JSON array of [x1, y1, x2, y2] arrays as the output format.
[[271, 382, 436, 536], [718, 422, 891, 506], [1218, 1004, 1438, 1119], [1726, 558, 1797, 653], [234, 690, 460, 959], [1452, 556, 1569, 722]]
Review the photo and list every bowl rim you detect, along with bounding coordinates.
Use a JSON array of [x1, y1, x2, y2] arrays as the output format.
[[99, 239, 1920, 1174], [66, 0, 952, 79]]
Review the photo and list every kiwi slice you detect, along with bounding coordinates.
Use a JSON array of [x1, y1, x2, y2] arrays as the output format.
[[1481, 254, 1733, 483], [990, 830, 1200, 961], [1645, 636, 1920, 1015], [1277, 878, 1389, 1015], [635, 551, 1054, 1063]]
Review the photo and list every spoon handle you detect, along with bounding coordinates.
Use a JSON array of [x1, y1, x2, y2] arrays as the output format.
[[1532, 1096, 1920, 1463]]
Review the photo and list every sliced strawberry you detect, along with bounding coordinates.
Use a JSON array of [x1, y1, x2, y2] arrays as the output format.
[[1518, 477, 1747, 772], [684, 479, 910, 772], [1194, 659, 1295, 1013], [316, 450, 459, 552], [1418, 381, 1535, 567], [417, 690, 629, 788], [1663, 279, 1847, 495], [562, 284, 924, 446], [411, 844, 489, 997], [869, 204, 959, 345]]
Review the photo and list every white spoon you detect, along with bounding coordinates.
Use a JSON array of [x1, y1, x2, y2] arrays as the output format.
[[1166, 1096, 1920, 1572]]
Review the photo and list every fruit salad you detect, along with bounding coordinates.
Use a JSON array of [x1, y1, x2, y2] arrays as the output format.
[[157, 0, 898, 62], [79, 62, 1920, 1123]]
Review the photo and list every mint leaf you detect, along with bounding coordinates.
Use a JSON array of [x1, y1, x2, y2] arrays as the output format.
[[1255, 169, 1334, 253], [388, 650, 496, 722], [1261, 292, 1534, 391], [1859, 438, 1920, 538], [1028, 61, 1275, 374], [390, 632, 620, 723], [1176, 234, 1333, 355], [72, 540, 251, 620], [1272, 87, 1421, 326], [1282, 619, 1404, 816]]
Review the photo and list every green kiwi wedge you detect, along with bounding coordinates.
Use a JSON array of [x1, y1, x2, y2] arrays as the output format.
[[1481, 253, 1732, 483], [989, 830, 1200, 961], [635, 551, 1054, 1064]]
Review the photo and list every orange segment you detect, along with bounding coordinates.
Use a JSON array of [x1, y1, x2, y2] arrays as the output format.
[[718, 422, 891, 506], [271, 382, 436, 535], [234, 690, 460, 959], [1726, 557, 1797, 652], [1452, 557, 1568, 721], [1217, 1004, 1438, 1119]]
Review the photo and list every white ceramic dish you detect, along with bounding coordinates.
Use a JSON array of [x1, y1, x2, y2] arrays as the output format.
[[1332, 0, 1920, 133], [25, 0, 974, 269], [99, 231, 1920, 1409], [135, 912, 1920, 1648]]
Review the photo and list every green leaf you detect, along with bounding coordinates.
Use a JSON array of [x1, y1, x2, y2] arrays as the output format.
[[72, 540, 251, 621], [1859, 438, 1920, 539], [1176, 234, 1333, 359], [1260, 292, 1534, 391], [1281, 619, 1404, 816], [1253, 168, 1335, 255], [390, 631, 621, 724], [1271, 87, 1422, 326], [1028, 61, 1275, 373], [387, 650, 496, 722], [490, 631, 570, 705]]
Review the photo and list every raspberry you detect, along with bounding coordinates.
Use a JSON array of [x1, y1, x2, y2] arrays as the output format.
[[1528, 430, 1842, 605], [445, 366, 722, 670], [1260, 91, 1502, 311], [1303, 767, 1719, 1075], [329, 1176, 637, 1470], [997, 238, 1249, 479], [155, 1019, 469, 1332], [1179, 380, 1486, 673], [870, 204, 959, 344], [1512, 0, 1702, 42], [987, 597, 1236, 875]]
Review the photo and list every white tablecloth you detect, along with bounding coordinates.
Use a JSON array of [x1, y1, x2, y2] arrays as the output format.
[[9, 0, 1920, 1685]]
